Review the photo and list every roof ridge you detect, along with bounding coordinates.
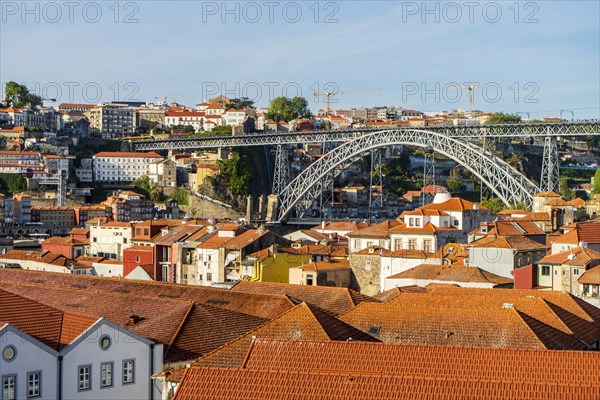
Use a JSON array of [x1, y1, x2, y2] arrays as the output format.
[[165, 302, 196, 357]]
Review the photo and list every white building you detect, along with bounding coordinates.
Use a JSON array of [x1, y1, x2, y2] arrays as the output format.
[[0, 289, 163, 400], [224, 109, 246, 126], [92, 151, 163, 183], [164, 110, 206, 132], [89, 220, 133, 261]]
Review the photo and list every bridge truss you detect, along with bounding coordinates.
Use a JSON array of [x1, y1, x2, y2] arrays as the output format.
[[131, 122, 599, 221], [276, 129, 542, 221]]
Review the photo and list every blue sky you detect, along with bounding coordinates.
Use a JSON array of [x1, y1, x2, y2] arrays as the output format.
[[1, 0, 599, 118]]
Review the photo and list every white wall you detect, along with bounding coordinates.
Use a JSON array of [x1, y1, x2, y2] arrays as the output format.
[[0, 325, 59, 400], [380, 256, 440, 291], [61, 320, 163, 400]]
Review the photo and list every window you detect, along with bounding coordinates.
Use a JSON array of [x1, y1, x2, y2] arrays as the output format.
[[2, 376, 16, 400], [574, 269, 580, 276], [306, 274, 314, 285], [415, 218, 420, 227], [27, 372, 40, 398], [78, 365, 91, 391], [99, 335, 111, 350], [394, 239, 402, 251], [123, 360, 134, 384], [423, 240, 432, 253], [101, 363, 113, 387], [206, 273, 212, 282], [541, 265, 550, 276], [136, 256, 140, 262], [408, 239, 417, 250]]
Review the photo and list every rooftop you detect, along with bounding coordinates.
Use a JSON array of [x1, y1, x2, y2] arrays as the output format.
[[231, 281, 377, 316], [387, 264, 513, 285]]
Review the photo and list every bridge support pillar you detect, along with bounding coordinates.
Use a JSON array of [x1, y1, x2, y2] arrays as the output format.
[[422, 147, 436, 206], [368, 149, 384, 218], [272, 145, 290, 194], [540, 136, 560, 194], [266, 194, 280, 222]]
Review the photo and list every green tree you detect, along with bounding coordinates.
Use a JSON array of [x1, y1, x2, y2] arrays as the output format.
[[225, 97, 255, 110], [486, 112, 522, 124], [132, 175, 156, 196], [446, 179, 465, 194], [592, 169, 600, 195], [560, 177, 575, 201], [0, 173, 27, 194], [4, 81, 43, 108], [481, 197, 507, 214], [217, 152, 251, 196], [210, 125, 233, 136], [266, 96, 312, 122], [167, 187, 189, 205]]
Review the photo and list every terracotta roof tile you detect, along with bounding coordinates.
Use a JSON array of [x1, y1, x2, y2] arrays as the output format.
[[0, 288, 96, 351], [387, 264, 513, 285], [173, 365, 600, 400], [373, 286, 429, 302], [190, 303, 377, 371], [0, 269, 295, 320], [243, 339, 600, 386], [231, 281, 377, 316], [469, 235, 547, 250]]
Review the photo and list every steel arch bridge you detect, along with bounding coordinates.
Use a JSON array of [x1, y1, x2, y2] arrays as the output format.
[[276, 129, 541, 222]]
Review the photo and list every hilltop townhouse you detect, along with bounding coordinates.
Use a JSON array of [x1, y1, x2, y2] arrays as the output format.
[[84, 103, 134, 139], [102, 191, 155, 222]]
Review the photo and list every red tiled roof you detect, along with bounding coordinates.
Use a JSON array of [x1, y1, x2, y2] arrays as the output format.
[[387, 264, 512, 285], [242, 339, 600, 386], [0, 276, 265, 363], [421, 197, 487, 211], [372, 286, 429, 301], [190, 303, 378, 371], [0, 269, 295, 320], [231, 281, 377, 316], [469, 235, 547, 250], [0, 288, 96, 351], [340, 285, 600, 350], [579, 264, 600, 285], [534, 191, 562, 198], [539, 246, 600, 266], [173, 363, 600, 400], [553, 222, 600, 245]]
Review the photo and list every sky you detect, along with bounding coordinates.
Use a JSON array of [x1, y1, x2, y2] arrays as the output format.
[[1, 0, 599, 119]]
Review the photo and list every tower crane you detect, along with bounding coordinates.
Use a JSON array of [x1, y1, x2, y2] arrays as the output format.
[[458, 84, 480, 113], [313, 89, 379, 115], [155, 96, 179, 105]]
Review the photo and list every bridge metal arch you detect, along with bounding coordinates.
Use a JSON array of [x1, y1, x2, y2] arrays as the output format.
[[277, 129, 541, 222]]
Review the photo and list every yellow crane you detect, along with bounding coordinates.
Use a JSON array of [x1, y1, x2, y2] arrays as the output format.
[[460, 84, 480, 113], [313, 89, 379, 115]]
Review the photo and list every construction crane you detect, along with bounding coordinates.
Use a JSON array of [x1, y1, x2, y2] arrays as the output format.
[[459, 84, 480, 113], [313, 89, 379, 115], [155, 96, 179, 105]]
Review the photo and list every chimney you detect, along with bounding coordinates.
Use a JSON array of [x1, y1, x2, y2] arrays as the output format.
[[321, 220, 326, 230]]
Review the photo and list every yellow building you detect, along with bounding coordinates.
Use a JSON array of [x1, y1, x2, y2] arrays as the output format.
[[189, 163, 221, 192], [241, 247, 312, 283]]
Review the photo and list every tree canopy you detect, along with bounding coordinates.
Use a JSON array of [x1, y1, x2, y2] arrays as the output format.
[[485, 112, 522, 124], [265, 96, 312, 122], [4, 81, 43, 108], [225, 97, 254, 110], [592, 169, 600, 195]]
